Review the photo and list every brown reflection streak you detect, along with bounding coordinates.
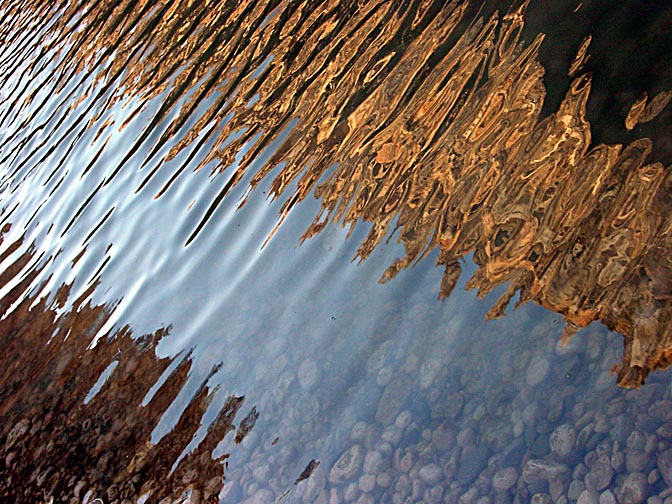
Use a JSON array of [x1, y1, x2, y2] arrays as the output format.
[[568, 35, 591, 78], [0, 231, 252, 502], [5, 0, 672, 392], [626, 90, 672, 131]]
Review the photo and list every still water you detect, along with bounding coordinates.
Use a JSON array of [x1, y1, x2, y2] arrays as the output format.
[[0, 0, 671, 503]]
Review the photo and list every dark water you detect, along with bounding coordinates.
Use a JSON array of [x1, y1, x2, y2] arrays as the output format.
[[0, 1, 671, 503]]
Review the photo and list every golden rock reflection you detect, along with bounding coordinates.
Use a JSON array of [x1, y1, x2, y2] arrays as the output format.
[[3, 2, 672, 390], [0, 230, 260, 502], [625, 90, 672, 131]]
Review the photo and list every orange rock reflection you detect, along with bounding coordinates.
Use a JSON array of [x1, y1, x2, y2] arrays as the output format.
[[4, 0, 672, 391]]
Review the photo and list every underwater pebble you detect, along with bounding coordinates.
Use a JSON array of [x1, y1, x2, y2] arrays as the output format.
[[366, 342, 392, 373], [550, 424, 576, 460], [298, 359, 319, 390], [459, 487, 479, 504], [344, 482, 358, 502], [329, 445, 364, 484], [492, 467, 518, 492], [573, 463, 588, 480], [472, 403, 487, 422], [649, 400, 672, 421], [458, 445, 489, 485], [457, 427, 476, 447], [523, 459, 569, 483], [627, 431, 647, 451], [549, 478, 567, 502], [411, 478, 425, 500], [376, 471, 392, 488], [358, 474, 375, 493], [395, 411, 413, 430], [657, 423, 672, 439], [611, 450, 625, 472], [403, 355, 419, 373], [427, 485, 444, 503], [376, 375, 413, 425], [526, 357, 550, 387], [577, 424, 594, 450], [616, 472, 648, 504], [395, 474, 411, 496], [432, 423, 455, 450], [523, 402, 540, 425], [585, 454, 613, 491], [598, 489, 616, 504], [382, 425, 402, 444], [376, 366, 394, 387], [355, 494, 374, 504], [569, 480, 586, 500], [626, 449, 649, 473], [350, 422, 368, 442], [396, 450, 414, 473], [648, 468, 661, 485], [577, 489, 599, 504], [658, 449, 672, 486], [418, 464, 442, 485]]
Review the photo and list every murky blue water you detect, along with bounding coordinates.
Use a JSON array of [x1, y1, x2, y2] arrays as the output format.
[[0, 1, 671, 503]]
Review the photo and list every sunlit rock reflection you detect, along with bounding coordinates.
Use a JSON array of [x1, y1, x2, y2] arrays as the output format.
[[5, 0, 668, 386]]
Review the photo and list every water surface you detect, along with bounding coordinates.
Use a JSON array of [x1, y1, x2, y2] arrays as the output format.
[[0, 0, 671, 503]]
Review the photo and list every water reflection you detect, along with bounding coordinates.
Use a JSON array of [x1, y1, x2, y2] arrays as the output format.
[[4, 0, 670, 385], [0, 231, 250, 501], [0, 0, 671, 503]]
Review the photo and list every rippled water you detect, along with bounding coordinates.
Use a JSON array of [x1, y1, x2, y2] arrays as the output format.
[[0, 1, 671, 503]]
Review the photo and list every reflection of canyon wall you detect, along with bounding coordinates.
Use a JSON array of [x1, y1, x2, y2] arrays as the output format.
[[3, 0, 671, 386], [0, 230, 254, 502]]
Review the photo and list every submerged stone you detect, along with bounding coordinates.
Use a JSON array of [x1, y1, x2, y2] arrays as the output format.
[[657, 449, 672, 486], [376, 375, 413, 425], [492, 467, 518, 492], [329, 445, 364, 484], [418, 464, 443, 485], [522, 459, 569, 483], [585, 455, 614, 491], [615, 472, 648, 504], [457, 445, 490, 485], [550, 424, 576, 460]]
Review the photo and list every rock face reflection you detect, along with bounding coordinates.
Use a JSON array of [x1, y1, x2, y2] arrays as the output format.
[[0, 230, 251, 502], [6, 0, 668, 386]]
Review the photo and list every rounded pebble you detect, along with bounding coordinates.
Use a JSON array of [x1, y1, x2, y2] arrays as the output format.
[[418, 463, 443, 485], [492, 467, 518, 492]]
